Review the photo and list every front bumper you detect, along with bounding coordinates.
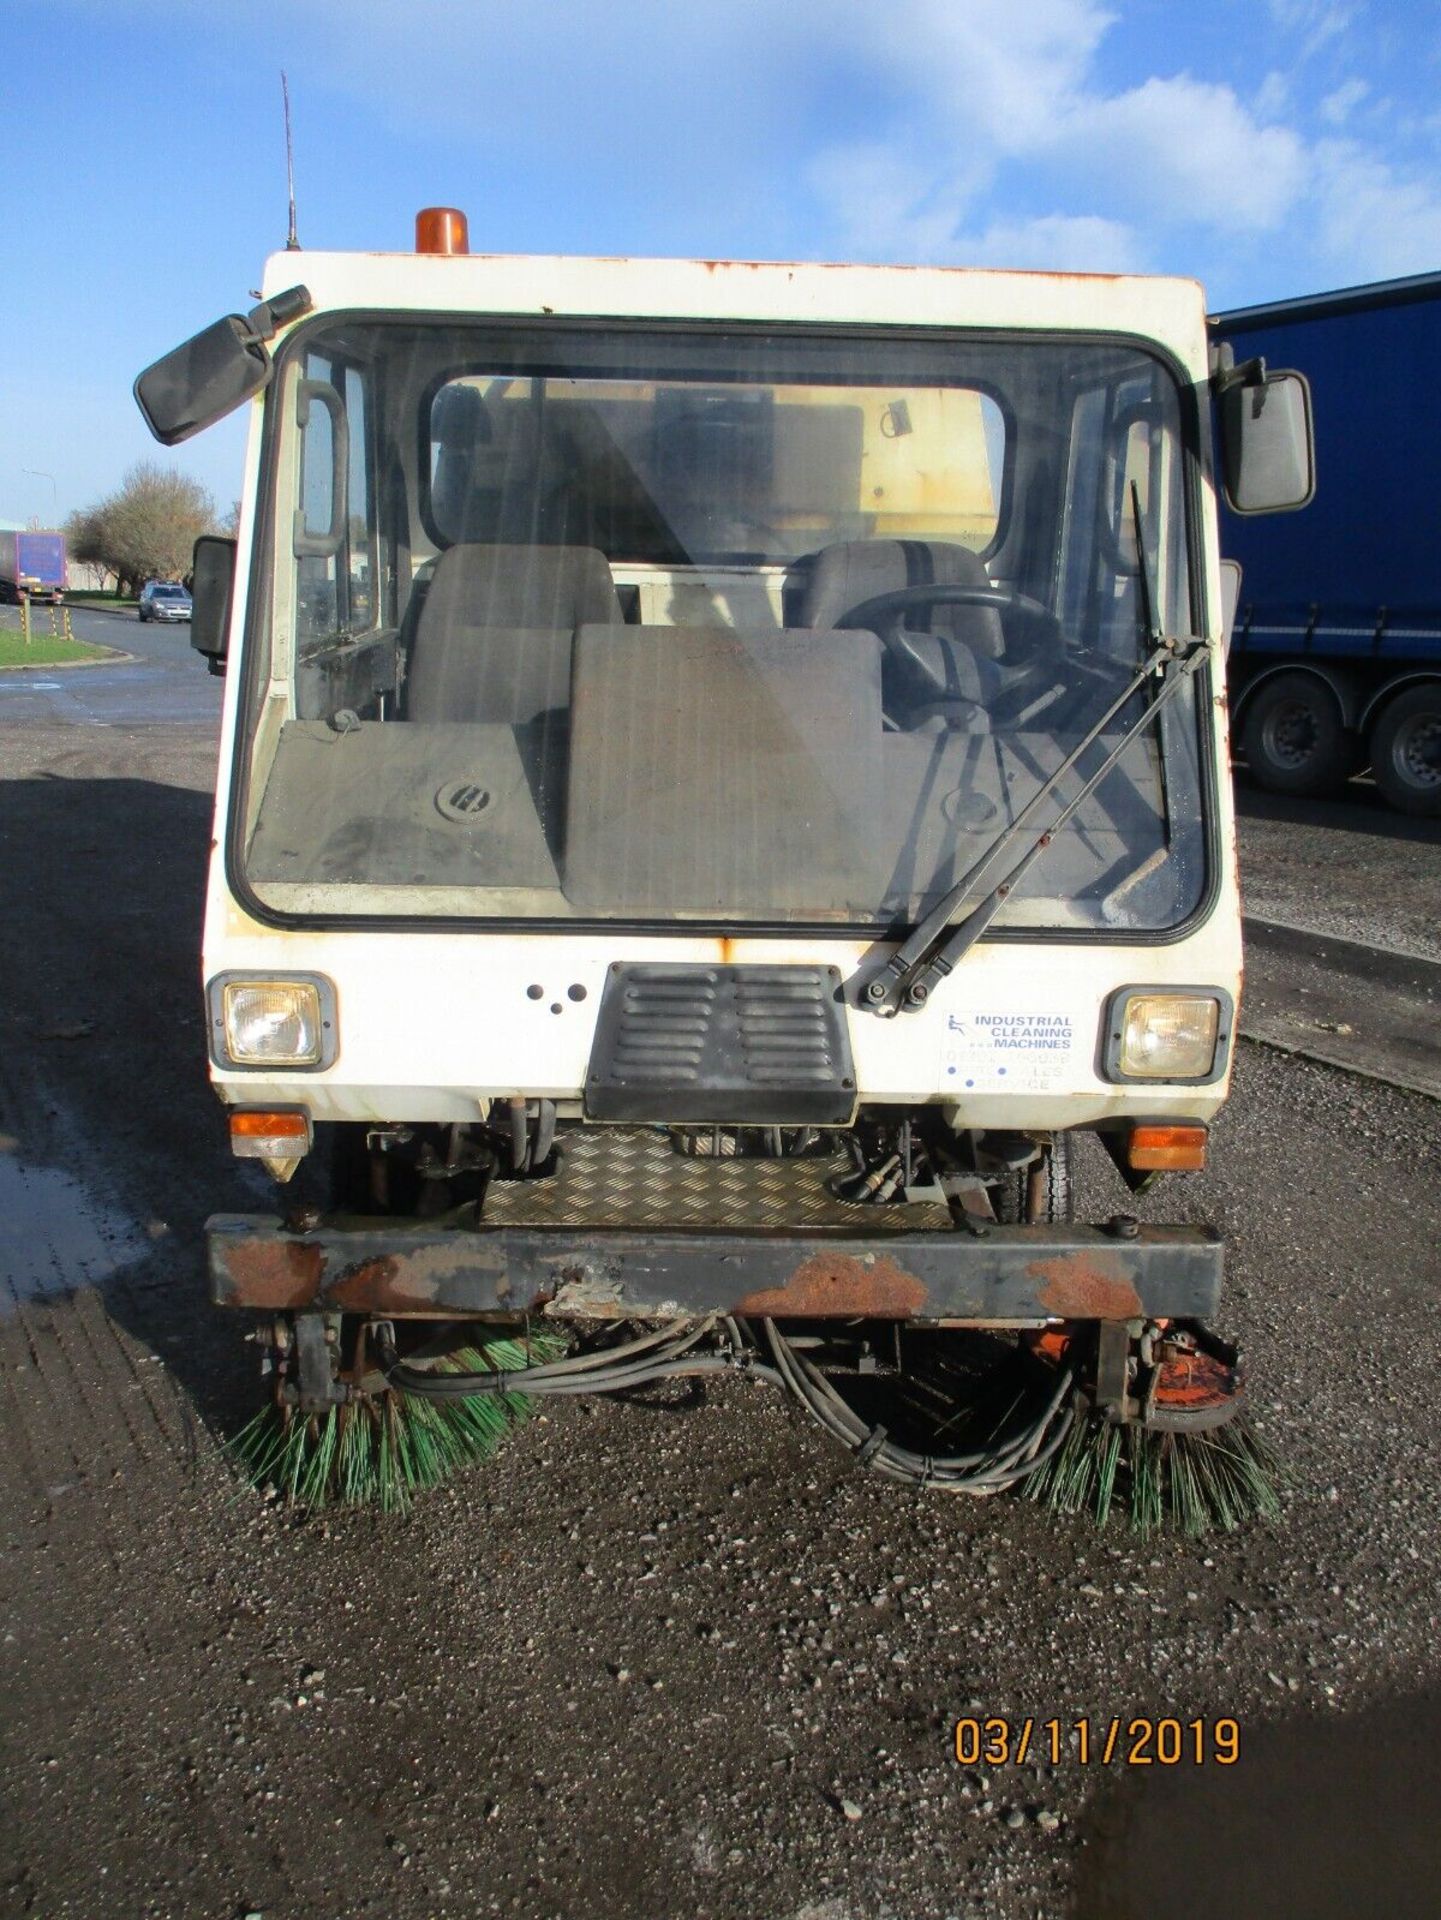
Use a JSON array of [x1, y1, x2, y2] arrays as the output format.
[[207, 1214, 1222, 1325]]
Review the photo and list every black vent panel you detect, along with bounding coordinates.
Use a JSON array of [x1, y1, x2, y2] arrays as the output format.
[[584, 965, 855, 1124]]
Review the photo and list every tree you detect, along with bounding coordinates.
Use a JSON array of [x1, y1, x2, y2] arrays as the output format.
[[65, 462, 219, 598], [65, 506, 118, 591]]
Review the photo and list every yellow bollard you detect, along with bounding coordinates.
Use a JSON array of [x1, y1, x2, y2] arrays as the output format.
[[20, 595, 31, 646]]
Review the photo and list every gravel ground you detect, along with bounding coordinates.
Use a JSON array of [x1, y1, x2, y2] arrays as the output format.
[[1234, 773, 1441, 959], [2, 722, 1439, 1920]]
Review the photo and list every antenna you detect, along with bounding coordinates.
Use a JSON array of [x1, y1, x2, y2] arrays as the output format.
[[282, 71, 299, 250]]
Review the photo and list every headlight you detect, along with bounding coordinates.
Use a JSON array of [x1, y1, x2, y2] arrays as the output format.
[[208, 974, 337, 1070], [1103, 989, 1231, 1083]]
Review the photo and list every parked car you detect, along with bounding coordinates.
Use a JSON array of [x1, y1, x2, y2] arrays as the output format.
[[138, 581, 193, 623]]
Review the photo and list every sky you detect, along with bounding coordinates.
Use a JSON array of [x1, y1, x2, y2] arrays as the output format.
[[3, 0, 1439, 527]]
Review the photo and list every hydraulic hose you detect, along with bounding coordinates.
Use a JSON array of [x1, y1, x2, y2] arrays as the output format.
[[377, 1318, 786, 1400], [760, 1320, 1075, 1493], [375, 1317, 1072, 1494]]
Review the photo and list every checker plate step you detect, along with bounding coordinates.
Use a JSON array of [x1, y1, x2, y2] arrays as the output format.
[[481, 1127, 952, 1232]]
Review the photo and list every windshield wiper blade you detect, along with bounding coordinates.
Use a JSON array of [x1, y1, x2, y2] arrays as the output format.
[[1131, 479, 1161, 650], [861, 632, 1207, 1016]]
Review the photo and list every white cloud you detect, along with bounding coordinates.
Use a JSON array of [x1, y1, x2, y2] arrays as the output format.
[[950, 213, 1145, 274], [804, 146, 971, 263], [54, 0, 1441, 291], [1312, 140, 1441, 279], [1254, 72, 1293, 121], [1320, 78, 1369, 125], [845, 0, 1115, 154], [805, 2, 1309, 268], [809, 139, 1145, 272], [1059, 74, 1307, 231], [1266, 0, 1356, 57]]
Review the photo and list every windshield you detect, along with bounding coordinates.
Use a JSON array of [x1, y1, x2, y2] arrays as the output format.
[[156, 585, 188, 598], [237, 317, 1207, 933]]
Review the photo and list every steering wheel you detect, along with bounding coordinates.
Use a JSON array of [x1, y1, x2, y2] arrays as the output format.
[[831, 582, 1058, 702]]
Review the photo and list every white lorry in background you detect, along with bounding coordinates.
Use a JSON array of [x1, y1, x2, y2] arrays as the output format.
[[131, 210, 1314, 1526]]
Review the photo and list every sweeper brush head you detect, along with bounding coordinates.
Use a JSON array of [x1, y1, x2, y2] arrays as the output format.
[[1022, 1410, 1283, 1536], [232, 1335, 560, 1512]]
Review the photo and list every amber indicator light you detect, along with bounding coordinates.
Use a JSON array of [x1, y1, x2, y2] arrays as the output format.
[[230, 1110, 310, 1141], [1128, 1123, 1208, 1171]]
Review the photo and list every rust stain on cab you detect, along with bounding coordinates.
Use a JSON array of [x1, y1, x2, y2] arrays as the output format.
[[1029, 1251, 1143, 1322], [735, 1251, 927, 1320]]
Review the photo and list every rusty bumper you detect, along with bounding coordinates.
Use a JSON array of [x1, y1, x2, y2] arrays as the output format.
[[206, 1215, 1223, 1325]]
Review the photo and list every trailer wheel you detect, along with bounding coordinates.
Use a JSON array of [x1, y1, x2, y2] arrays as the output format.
[[994, 1134, 1075, 1225], [1240, 672, 1356, 796], [1369, 684, 1441, 816]]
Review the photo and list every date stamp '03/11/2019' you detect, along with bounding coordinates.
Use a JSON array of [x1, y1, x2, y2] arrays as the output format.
[[954, 1717, 1240, 1768]]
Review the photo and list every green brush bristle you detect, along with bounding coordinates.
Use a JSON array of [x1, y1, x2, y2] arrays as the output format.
[[232, 1333, 564, 1512], [1024, 1412, 1282, 1536]]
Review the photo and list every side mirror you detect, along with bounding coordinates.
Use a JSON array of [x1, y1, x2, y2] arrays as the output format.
[[134, 286, 312, 446], [1219, 369, 1315, 515], [190, 535, 236, 672], [135, 317, 271, 446]]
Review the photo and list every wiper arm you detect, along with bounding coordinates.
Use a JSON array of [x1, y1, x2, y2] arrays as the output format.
[[861, 631, 1207, 1016]]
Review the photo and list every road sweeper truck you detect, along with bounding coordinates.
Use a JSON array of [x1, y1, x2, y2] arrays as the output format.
[[135, 211, 1313, 1522]]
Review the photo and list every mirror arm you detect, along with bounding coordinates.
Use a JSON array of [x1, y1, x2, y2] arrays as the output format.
[[1208, 346, 1267, 395], [241, 284, 313, 346]]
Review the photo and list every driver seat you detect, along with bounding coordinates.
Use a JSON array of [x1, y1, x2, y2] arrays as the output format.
[[798, 539, 1006, 661]]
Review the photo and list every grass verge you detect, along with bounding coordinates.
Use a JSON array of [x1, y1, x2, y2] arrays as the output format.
[[0, 631, 121, 669]]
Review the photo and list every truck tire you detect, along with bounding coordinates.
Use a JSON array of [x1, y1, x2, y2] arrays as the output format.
[[1369, 684, 1441, 816], [994, 1134, 1075, 1225], [1240, 672, 1358, 796]]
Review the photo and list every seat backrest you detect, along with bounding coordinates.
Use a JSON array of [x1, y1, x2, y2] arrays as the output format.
[[564, 623, 886, 913], [798, 539, 1005, 661], [405, 542, 622, 725]]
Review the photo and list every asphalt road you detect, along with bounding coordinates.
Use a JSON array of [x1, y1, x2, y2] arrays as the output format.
[[0, 602, 221, 727], [1241, 918, 1441, 1099], [1231, 775, 1441, 1096], [1234, 775, 1441, 961], [0, 702, 1439, 1920]]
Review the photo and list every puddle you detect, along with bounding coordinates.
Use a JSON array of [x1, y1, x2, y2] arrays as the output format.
[[0, 1149, 150, 1312]]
